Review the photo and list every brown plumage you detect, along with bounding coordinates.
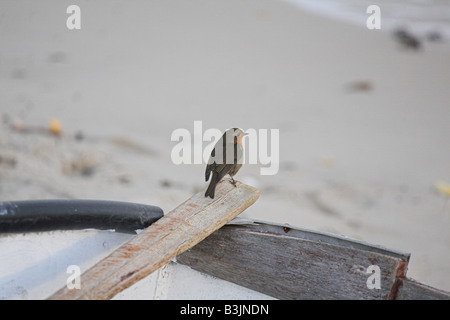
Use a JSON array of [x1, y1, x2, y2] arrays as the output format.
[[205, 128, 245, 199]]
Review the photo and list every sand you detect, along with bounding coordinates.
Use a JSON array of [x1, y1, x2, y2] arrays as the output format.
[[1, 0, 449, 295]]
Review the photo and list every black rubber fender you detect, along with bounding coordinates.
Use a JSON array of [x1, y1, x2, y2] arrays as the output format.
[[0, 199, 164, 234]]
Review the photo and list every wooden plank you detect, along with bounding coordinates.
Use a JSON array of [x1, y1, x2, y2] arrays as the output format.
[[48, 179, 259, 300], [396, 278, 450, 300], [177, 220, 410, 300]]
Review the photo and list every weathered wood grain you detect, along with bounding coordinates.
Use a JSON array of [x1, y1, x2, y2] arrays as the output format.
[[396, 278, 450, 300], [177, 220, 411, 300], [48, 179, 259, 300]]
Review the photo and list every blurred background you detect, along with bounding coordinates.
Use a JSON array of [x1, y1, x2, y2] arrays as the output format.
[[1, 0, 449, 293]]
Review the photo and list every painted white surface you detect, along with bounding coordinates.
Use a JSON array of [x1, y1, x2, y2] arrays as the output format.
[[0, 230, 131, 299]]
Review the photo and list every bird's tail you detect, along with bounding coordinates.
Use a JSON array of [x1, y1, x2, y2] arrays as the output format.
[[205, 174, 219, 199]]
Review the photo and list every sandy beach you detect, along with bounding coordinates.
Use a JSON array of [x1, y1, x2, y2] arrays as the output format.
[[1, 0, 449, 297]]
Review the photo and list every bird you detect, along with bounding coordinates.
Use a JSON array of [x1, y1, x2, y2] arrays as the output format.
[[205, 128, 246, 199]]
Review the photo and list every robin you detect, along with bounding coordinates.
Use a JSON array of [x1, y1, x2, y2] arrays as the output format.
[[205, 128, 246, 199]]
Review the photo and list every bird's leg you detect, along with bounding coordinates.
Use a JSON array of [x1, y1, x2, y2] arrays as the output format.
[[230, 177, 237, 187]]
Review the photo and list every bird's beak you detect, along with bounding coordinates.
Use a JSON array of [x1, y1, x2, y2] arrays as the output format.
[[243, 132, 249, 136]]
